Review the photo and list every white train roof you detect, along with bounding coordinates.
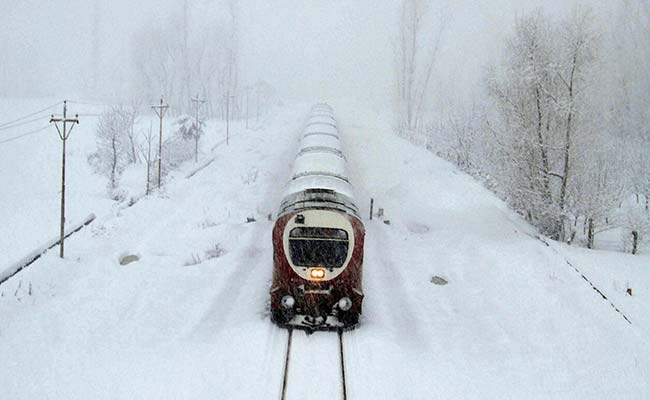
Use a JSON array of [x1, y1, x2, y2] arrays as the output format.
[[307, 115, 337, 125], [300, 134, 341, 151], [282, 104, 356, 205], [304, 124, 338, 136]]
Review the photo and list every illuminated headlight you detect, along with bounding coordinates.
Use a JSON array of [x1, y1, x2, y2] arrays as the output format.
[[281, 295, 295, 309], [309, 268, 326, 280], [338, 297, 352, 311]]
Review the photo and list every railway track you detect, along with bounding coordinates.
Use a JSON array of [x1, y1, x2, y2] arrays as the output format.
[[280, 328, 348, 400]]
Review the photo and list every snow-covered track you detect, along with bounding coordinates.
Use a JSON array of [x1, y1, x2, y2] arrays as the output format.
[[280, 329, 348, 400], [338, 330, 349, 400], [280, 329, 293, 400], [536, 235, 632, 325], [0, 213, 96, 286]]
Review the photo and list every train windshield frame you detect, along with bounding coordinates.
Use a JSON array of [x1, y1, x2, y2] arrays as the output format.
[[288, 227, 349, 268]]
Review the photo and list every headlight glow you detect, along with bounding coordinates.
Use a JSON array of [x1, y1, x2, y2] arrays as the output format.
[[309, 268, 326, 280]]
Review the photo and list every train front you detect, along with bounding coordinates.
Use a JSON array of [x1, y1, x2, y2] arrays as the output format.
[[270, 104, 365, 331]]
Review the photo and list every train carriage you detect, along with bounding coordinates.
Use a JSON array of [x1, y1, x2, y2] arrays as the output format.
[[270, 104, 365, 331]]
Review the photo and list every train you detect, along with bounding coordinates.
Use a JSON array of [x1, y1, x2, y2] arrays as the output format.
[[270, 103, 365, 331]]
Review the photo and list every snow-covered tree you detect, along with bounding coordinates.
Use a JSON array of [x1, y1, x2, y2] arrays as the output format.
[[568, 146, 623, 248], [485, 8, 601, 241], [89, 106, 135, 191]]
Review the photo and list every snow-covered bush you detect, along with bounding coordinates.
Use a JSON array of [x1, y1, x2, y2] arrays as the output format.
[[160, 116, 198, 178], [184, 254, 202, 266], [205, 243, 225, 259]]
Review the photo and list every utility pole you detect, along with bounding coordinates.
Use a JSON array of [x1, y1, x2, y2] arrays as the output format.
[[190, 94, 206, 163], [225, 91, 235, 145], [151, 97, 169, 189], [256, 86, 261, 125], [245, 85, 250, 129], [49, 100, 79, 259]]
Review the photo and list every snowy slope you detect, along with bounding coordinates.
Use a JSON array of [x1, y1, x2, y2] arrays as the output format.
[[1, 101, 649, 399], [336, 102, 650, 399]]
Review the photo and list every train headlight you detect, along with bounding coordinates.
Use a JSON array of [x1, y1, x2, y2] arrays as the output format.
[[281, 295, 295, 309], [309, 268, 326, 280], [338, 297, 352, 311]]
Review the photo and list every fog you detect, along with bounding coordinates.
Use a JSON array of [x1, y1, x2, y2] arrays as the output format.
[[0, 0, 615, 105]]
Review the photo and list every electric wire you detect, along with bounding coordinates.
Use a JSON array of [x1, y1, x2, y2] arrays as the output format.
[[0, 101, 61, 129], [0, 115, 52, 132], [67, 99, 119, 107], [0, 125, 51, 145]]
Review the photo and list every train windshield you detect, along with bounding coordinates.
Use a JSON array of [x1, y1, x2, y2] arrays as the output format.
[[290, 227, 348, 240], [289, 227, 349, 268]]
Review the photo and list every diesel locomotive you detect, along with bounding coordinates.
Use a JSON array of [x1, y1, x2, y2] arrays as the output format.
[[270, 104, 365, 331]]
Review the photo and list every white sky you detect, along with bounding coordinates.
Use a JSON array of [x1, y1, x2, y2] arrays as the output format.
[[0, 0, 615, 103]]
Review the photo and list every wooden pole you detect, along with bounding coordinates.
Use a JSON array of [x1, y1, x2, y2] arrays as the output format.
[[245, 86, 250, 129], [190, 94, 206, 163], [49, 100, 79, 258], [151, 97, 169, 189], [225, 91, 230, 145], [60, 118, 66, 258]]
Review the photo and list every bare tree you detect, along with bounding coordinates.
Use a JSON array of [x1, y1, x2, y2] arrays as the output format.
[[124, 103, 140, 164], [139, 123, 157, 195], [130, 1, 240, 119], [556, 8, 599, 240], [569, 147, 623, 247], [395, 0, 446, 139]]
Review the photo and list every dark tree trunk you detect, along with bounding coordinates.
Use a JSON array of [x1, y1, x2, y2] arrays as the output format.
[[587, 217, 594, 249], [632, 230, 639, 255], [111, 136, 117, 189]]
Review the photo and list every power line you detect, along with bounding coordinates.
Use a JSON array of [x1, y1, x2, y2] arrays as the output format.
[[0, 101, 62, 129], [0, 125, 50, 145], [67, 99, 119, 107], [0, 115, 52, 133]]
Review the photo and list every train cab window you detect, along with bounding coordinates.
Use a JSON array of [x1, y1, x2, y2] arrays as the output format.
[[288, 227, 349, 268]]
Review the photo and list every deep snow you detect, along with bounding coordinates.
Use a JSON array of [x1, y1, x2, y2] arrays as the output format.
[[1, 100, 649, 399]]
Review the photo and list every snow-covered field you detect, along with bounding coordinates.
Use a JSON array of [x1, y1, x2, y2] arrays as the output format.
[[1, 100, 649, 399]]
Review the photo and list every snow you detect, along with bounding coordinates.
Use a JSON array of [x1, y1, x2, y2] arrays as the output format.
[[0, 213, 95, 285], [1, 100, 649, 399], [0, 98, 114, 266]]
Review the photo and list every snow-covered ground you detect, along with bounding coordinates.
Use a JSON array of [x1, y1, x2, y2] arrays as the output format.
[[1, 100, 649, 399], [0, 98, 112, 266]]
